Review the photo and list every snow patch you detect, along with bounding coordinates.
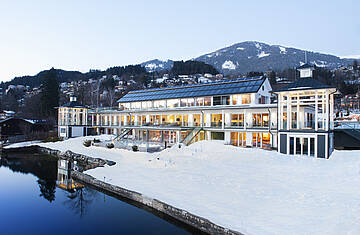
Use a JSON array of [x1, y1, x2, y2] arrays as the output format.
[[279, 46, 287, 54], [257, 51, 270, 58], [313, 60, 328, 68], [237, 47, 245, 50], [340, 55, 360, 59], [222, 60, 237, 70], [145, 63, 162, 70], [254, 42, 262, 50]]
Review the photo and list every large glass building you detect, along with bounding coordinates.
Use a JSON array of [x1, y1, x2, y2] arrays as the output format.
[[58, 66, 337, 158]]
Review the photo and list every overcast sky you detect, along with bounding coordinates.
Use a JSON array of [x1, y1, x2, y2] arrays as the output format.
[[0, 0, 359, 82]]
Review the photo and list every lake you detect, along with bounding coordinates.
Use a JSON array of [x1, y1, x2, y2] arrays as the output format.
[[0, 152, 202, 235]]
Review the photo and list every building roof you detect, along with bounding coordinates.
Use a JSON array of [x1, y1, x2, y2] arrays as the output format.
[[118, 77, 266, 103], [60, 101, 87, 108], [297, 63, 314, 70], [273, 78, 336, 93]]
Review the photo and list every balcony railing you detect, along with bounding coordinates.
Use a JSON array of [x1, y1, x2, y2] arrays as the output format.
[[211, 121, 223, 127]]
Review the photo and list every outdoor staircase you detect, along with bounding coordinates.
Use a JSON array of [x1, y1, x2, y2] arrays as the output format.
[[113, 128, 133, 142], [181, 127, 202, 146], [334, 122, 360, 149], [342, 129, 360, 142]]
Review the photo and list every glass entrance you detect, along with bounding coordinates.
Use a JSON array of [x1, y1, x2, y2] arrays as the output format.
[[289, 136, 315, 157]]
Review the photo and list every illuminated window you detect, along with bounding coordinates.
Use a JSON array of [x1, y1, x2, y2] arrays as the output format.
[[204, 97, 211, 106], [167, 99, 179, 108], [242, 94, 251, 104], [142, 101, 152, 109]]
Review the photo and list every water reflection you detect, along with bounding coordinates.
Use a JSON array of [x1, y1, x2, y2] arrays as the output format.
[[0, 153, 58, 203], [57, 159, 99, 217], [56, 159, 84, 192], [0, 153, 196, 235]]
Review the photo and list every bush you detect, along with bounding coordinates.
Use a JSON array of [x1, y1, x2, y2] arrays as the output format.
[[83, 140, 91, 147], [106, 143, 114, 149], [132, 145, 139, 152], [93, 138, 101, 143], [42, 136, 63, 143]]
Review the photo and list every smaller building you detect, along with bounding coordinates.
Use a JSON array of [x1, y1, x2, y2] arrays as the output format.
[[273, 64, 337, 158], [0, 117, 47, 143], [58, 97, 92, 139]]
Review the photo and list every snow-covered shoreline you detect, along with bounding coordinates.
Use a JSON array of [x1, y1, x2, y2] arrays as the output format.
[[5, 136, 360, 234]]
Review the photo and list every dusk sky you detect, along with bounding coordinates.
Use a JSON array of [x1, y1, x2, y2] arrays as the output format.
[[0, 0, 359, 82]]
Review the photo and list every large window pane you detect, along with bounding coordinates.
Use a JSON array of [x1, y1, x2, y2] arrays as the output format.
[[167, 99, 179, 108], [242, 94, 251, 104], [213, 96, 221, 106], [204, 97, 211, 106]]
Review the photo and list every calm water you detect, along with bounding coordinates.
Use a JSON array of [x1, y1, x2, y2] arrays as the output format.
[[0, 152, 200, 235]]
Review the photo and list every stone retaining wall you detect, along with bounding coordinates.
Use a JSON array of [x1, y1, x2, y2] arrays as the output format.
[[72, 171, 241, 235], [38, 146, 116, 167]]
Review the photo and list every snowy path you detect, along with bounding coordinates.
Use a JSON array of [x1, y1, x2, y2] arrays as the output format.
[[13, 136, 360, 234]]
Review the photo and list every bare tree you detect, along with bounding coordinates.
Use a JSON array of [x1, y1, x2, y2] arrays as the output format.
[[106, 88, 116, 107]]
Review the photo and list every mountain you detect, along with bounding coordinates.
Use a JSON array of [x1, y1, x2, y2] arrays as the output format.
[[194, 41, 355, 75], [1, 69, 84, 88], [141, 59, 174, 72], [1, 65, 147, 89]]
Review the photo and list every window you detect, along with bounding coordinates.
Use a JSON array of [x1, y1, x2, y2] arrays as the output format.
[[204, 97, 211, 106], [231, 113, 244, 127], [232, 95, 241, 105], [167, 99, 179, 108], [213, 96, 230, 106], [231, 132, 247, 146], [142, 101, 152, 109], [252, 113, 269, 127], [132, 102, 141, 109], [258, 96, 266, 104], [196, 97, 204, 106], [60, 128, 66, 133], [180, 98, 195, 107], [120, 103, 131, 110], [211, 114, 222, 127], [242, 94, 251, 104], [154, 100, 166, 108]]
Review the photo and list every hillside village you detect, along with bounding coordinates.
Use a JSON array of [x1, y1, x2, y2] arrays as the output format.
[[1, 54, 359, 121]]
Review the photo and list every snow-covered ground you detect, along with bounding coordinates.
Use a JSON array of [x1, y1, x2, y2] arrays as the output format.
[[8, 136, 360, 234], [3, 140, 41, 149]]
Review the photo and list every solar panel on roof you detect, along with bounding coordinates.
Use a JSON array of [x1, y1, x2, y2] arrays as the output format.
[[118, 77, 265, 103]]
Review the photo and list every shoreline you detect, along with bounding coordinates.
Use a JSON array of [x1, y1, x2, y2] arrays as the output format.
[[3, 145, 241, 235]]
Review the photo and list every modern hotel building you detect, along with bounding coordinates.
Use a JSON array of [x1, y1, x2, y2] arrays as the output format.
[[58, 64, 337, 158]]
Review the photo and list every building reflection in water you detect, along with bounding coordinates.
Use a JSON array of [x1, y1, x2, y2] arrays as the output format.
[[56, 159, 84, 192], [57, 159, 99, 217]]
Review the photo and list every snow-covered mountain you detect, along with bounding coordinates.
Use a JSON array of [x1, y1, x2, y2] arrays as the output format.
[[195, 41, 355, 74], [141, 59, 173, 72], [141, 41, 356, 75]]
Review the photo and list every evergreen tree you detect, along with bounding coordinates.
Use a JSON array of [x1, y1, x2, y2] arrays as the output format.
[[269, 70, 276, 85], [353, 60, 358, 71], [40, 68, 59, 118]]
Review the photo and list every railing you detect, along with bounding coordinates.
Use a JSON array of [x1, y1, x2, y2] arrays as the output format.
[[230, 122, 244, 127], [211, 122, 222, 127], [334, 121, 360, 129], [181, 127, 202, 146], [113, 129, 133, 142]]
